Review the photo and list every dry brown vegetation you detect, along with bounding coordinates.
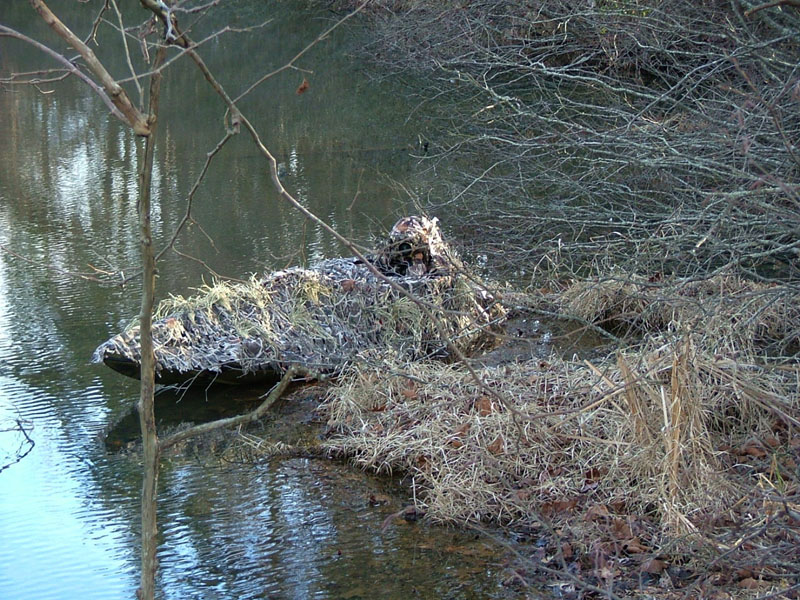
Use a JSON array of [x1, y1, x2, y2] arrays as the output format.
[[300, 1, 800, 595], [321, 276, 800, 597]]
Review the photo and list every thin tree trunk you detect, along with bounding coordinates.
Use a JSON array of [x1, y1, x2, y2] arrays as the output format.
[[137, 45, 166, 600]]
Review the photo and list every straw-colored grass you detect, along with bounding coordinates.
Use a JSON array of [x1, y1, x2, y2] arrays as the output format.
[[95, 258, 504, 380], [561, 273, 800, 356], [321, 274, 800, 590], [324, 336, 798, 527], [94, 216, 506, 383]]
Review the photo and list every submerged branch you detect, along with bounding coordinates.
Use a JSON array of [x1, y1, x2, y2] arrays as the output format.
[[158, 367, 307, 451]]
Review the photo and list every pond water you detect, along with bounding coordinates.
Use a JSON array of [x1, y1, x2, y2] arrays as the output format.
[[0, 3, 520, 598]]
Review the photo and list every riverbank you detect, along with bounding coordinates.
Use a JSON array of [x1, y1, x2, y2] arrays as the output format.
[[287, 2, 800, 596], [316, 276, 800, 598]]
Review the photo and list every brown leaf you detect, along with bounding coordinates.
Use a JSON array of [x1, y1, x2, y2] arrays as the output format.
[[487, 436, 504, 454], [454, 423, 471, 436], [475, 396, 495, 416], [561, 542, 573, 560], [514, 488, 532, 501], [401, 384, 417, 400], [368, 493, 392, 506], [584, 467, 606, 481], [738, 577, 761, 589], [296, 78, 310, 95], [609, 499, 626, 512], [623, 537, 648, 553], [341, 279, 356, 292], [585, 504, 611, 521], [611, 518, 633, 539], [641, 558, 666, 574], [742, 443, 767, 458], [541, 498, 579, 516]]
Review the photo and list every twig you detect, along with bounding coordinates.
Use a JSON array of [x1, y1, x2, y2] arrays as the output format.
[[0, 419, 35, 474], [159, 366, 304, 451], [0, 243, 110, 283], [745, 0, 800, 17], [155, 131, 234, 263], [0, 24, 127, 123]]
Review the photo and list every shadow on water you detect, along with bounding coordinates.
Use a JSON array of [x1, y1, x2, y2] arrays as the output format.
[[103, 381, 529, 600]]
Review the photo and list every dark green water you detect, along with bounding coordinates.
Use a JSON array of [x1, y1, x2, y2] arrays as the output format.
[[0, 3, 516, 598]]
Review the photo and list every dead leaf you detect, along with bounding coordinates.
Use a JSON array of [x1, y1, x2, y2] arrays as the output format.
[[623, 537, 648, 553], [515, 488, 532, 501], [541, 498, 579, 516], [738, 577, 761, 589], [454, 423, 471, 436], [401, 384, 417, 400], [561, 542, 573, 560], [296, 78, 309, 95], [341, 279, 356, 292], [609, 499, 626, 512], [641, 558, 666, 574], [487, 436, 504, 454], [475, 396, 496, 416], [368, 493, 392, 506], [742, 443, 767, 458], [585, 504, 611, 521], [611, 518, 633, 539], [584, 467, 606, 481]]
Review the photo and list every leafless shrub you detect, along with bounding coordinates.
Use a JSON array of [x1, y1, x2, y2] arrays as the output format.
[[357, 0, 800, 291]]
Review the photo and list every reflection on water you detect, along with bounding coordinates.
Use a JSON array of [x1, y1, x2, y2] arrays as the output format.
[[0, 3, 514, 599]]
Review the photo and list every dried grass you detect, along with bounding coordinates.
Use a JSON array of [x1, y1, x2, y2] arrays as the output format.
[[561, 273, 800, 356], [322, 276, 800, 540]]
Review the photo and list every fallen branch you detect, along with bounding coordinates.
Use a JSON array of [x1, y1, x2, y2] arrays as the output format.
[[158, 366, 313, 451]]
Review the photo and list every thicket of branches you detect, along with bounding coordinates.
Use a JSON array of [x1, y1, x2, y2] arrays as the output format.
[[355, 0, 800, 290]]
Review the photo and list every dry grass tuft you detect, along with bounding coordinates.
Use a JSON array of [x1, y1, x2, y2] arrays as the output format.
[[322, 274, 800, 580], [324, 337, 796, 529], [561, 273, 800, 356]]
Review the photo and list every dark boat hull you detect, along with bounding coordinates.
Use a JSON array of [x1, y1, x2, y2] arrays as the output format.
[[102, 355, 283, 386]]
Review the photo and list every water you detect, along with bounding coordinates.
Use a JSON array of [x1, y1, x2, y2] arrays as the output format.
[[0, 3, 516, 598]]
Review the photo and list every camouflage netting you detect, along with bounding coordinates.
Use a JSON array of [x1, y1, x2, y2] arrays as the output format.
[[93, 217, 505, 384]]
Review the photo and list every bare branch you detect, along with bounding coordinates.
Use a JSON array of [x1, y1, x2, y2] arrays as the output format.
[[28, 0, 150, 135], [109, 0, 144, 109], [232, 0, 371, 104], [0, 24, 127, 122], [159, 366, 306, 451], [745, 0, 800, 17]]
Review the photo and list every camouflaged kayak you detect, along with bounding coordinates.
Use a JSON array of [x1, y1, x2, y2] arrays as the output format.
[[92, 216, 505, 385]]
